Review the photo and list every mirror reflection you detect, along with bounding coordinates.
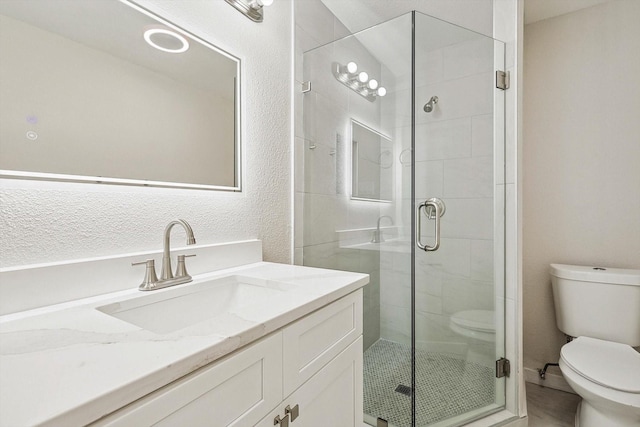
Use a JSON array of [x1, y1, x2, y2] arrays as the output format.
[[351, 119, 393, 202], [0, 0, 240, 190]]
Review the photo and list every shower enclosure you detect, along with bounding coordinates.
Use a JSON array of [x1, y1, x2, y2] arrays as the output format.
[[297, 11, 505, 427]]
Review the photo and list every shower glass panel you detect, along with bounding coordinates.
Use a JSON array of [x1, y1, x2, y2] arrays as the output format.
[[300, 10, 505, 427]]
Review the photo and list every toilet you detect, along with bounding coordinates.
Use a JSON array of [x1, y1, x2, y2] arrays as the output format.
[[551, 264, 640, 426], [449, 310, 495, 367]]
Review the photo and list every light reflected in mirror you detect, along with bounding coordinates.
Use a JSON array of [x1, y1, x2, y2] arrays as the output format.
[[351, 120, 393, 202], [0, 0, 241, 190]]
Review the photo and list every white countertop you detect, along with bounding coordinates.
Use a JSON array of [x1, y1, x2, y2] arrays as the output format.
[[0, 262, 368, 427]]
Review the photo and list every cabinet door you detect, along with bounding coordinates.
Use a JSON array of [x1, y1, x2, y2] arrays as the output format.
[[258, 336, 363, 427], [92, 332, 283, 427], [282, 289, 362, 396]]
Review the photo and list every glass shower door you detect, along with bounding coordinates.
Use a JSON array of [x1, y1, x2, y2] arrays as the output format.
[[299, 9, 505, 427], [412, 11, 506, 426]]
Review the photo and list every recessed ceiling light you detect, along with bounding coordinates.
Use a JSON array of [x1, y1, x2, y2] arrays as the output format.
[[143, 28, 189, 54]]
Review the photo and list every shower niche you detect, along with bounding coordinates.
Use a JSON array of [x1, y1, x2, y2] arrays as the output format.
[[298, 10, 506, 427]]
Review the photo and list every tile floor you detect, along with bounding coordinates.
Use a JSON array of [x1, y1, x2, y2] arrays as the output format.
[[363, 339, 495, 426], [525, 382, 581, 426]]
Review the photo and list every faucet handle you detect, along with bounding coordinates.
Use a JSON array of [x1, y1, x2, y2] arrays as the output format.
[[132, 259, 159, 291], [175, 254, 196, 278]]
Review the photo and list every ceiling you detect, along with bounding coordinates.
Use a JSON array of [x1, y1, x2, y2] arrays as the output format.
[[524, 0, 617, 24]]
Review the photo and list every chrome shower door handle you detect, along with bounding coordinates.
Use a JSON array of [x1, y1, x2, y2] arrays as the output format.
[[416, 198, 446, 252]]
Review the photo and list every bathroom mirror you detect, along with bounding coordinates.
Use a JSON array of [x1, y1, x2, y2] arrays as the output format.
[[351, 120, 393, 202], [0, 0, 241, 190]]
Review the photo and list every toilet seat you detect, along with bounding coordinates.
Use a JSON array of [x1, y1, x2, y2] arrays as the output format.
[[561, 336, 640, 393]]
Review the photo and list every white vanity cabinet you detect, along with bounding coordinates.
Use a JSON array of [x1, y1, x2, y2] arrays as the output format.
[[91, 289, 363, 427]]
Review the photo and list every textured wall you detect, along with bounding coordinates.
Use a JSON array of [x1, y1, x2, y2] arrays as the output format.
[[523, 0, 640, 370], [0, 0, 292, 268]]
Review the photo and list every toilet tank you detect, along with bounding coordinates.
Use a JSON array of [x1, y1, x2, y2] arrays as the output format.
[[550, 264, 640, 346]]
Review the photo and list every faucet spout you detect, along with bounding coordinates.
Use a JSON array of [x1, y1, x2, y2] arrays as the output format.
[[372, 215, 393, 243], [161, 219, 196, 281]]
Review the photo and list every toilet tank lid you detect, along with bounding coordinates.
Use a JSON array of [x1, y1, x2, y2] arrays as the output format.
[[561, 337, 640, 393], [550, 264, 640, 286]]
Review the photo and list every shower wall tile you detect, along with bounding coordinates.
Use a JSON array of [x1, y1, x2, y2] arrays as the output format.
[[415, 238, 471, 277], [415, 269, 443, 297], [316, 93, 349, 148], [413, 160, 444, 199], [348, 93, 384, 135], [294, 191, 304, 247], [295, 24, 319, 83], [359, 249, 380, 274], [294, 0, 335, 49], [295, 89, 304, 139], [294, 137, 305, 193], [494, 184, 506, 300], [443, 38, 494, 80], [302, 241, 338, 270], [303, 46, 350, 109], [442, 277, 494, 315], [439, 198, 493, 240], [303, 193, 339, 246], [380, 276, 411, 308], [303, 139, 336, 195], [413, 118, 472, 161], [333, 16, 350, 41], [294, 247, 303, 266], [415, 311, 456, 342], [380, 304, 411, 345], [414, 72, 493, 125], [471, 114, 494, 157], [415, 290, 443, 315], [414, 48, 444, 87], [471, 239, 494, 282], [443, 155, 493, 198], [504, 183, 517, 302], [303, 92, 349, 149], [392, 251, 412, 274]]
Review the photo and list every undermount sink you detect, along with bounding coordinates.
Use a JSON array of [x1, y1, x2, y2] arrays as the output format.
[[97, 275, 285, 334]]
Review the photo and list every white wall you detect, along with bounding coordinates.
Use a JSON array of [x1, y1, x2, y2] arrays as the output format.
[[523, 0, 640, 371], [0, 0, 292, 267]]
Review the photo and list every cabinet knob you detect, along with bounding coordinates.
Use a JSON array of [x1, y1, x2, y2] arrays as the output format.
[[285, 404, 299, 422], [274, 414, 289, 427]]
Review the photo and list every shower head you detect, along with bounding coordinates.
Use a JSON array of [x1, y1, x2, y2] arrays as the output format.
[[423, 96, 438, 113]]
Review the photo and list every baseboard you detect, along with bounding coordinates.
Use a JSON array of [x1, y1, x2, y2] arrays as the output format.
[[524, 367, 575, 394]]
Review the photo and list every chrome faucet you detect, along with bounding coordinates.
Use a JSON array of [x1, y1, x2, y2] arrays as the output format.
[[132, 219, 196, 291], [161, 219, 196, 281], [372, 215, 393, 243]]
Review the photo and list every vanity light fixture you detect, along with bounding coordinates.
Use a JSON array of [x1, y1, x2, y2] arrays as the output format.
[[333, 61, 386, 102], [143, 28, 189, 53], [225, 0, 273, 23]]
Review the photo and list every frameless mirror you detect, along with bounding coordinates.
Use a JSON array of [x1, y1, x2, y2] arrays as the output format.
[[0, 0, 240, 190], [351, 119, 393, 202]]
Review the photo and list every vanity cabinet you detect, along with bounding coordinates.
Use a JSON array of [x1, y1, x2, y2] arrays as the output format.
[[92, 289, 363, 427]]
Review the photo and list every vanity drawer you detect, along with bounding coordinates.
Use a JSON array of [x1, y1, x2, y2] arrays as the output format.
[[92, 332, 283, 427], [282, 289, 363, 396]]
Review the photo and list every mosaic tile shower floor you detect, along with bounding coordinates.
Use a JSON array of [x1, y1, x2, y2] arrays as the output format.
[[364, 339, 495, 426]]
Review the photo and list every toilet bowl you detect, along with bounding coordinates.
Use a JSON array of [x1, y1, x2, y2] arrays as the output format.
[[559, 337, 640, 427], [551, 264, 640, 427], [449, 310, 495, 367], [449, 310, 495, 342]]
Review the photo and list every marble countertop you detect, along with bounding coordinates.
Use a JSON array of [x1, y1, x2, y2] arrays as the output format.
[[0, 262, 368, 427]]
